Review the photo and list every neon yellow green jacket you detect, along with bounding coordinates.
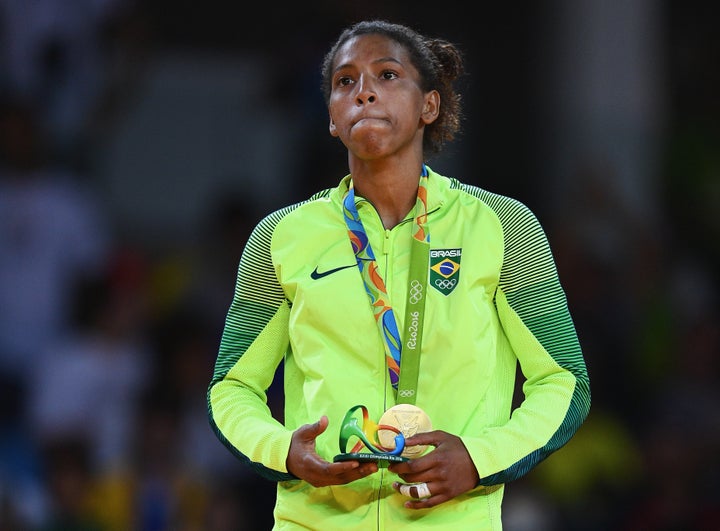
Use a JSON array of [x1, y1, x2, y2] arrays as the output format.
[[208, 168, 590, 530]]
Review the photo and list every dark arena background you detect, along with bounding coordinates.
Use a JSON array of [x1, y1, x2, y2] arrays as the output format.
[[0, 1, 717, 529]]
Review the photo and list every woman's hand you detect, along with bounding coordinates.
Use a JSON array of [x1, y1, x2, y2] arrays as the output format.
[[388, 430, 480, 509], [286, 416, 379, 487]]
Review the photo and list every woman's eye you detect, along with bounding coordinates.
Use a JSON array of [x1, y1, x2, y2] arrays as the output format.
[[381, 71, 398, 80], [336, 76, 353, 87]]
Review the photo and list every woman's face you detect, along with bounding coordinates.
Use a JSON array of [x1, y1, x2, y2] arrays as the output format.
[[327, 34, 438, 161]]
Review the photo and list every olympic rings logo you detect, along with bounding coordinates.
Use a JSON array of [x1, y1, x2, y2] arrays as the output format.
[[398, 389, 416, 398], [434, 278, 457, 290], [409, 280, 423, 304]]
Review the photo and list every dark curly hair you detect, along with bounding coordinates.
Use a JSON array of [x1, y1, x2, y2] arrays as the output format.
[[321, 20, 465, 157]]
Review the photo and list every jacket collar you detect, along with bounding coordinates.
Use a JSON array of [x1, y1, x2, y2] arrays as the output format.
[[335, 165, 448, 216]]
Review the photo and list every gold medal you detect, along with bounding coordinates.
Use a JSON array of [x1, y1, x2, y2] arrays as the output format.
[[377, 404, 432, 458]]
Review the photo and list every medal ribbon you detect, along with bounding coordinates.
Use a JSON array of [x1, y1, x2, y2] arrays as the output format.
[[342, 165, 429, 403]]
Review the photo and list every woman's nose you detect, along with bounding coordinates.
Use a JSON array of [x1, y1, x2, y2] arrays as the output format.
[[355, 76, 377, 105]]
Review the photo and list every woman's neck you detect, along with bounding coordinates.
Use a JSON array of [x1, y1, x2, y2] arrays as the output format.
[[349, 159, 423, 229]]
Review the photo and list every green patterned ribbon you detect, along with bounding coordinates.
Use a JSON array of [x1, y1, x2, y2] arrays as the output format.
[[342, 165, 430, 403]]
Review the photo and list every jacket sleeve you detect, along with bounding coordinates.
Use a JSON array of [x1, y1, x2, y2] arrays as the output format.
[[206, 209, 296, 481], [467, 194, 591, 486]]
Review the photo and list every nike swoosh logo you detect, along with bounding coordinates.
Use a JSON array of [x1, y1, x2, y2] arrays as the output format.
[[310, 264, 357, 280], [310, 258, 373, 280]]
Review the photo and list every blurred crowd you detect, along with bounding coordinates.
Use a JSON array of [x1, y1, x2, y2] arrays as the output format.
[[1, 1, 718, 530]]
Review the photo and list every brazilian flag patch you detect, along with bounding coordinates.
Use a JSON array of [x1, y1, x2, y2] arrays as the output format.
[[429, 248, 461, 296]]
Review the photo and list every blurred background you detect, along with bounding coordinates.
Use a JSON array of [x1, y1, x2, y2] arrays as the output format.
[[0, 1, 718, 530]]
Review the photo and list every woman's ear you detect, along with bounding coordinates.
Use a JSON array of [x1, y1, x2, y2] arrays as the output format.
[[421, 90, 440, 125], [329, 115, 339, 137]]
